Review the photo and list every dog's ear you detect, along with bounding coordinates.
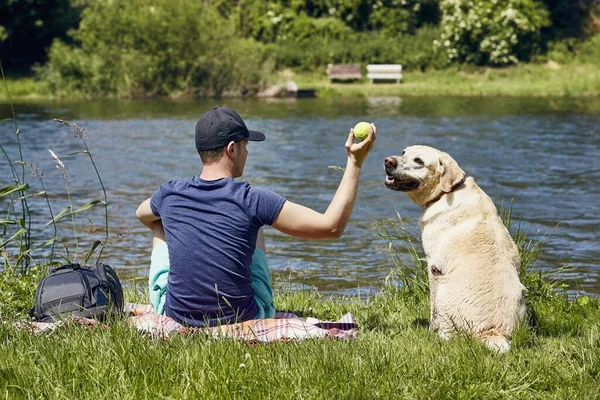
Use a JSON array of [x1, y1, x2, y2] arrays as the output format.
[[438, 152, 465, 193]]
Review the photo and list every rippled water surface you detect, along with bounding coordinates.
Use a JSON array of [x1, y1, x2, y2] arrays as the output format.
[[1, 96, 599, 294]]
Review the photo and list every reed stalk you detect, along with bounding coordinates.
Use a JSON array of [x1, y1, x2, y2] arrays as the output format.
[[0, 61, 31, 272]]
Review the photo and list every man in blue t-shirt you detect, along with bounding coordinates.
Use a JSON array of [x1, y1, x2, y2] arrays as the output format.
[[136, 107, 376, 327]]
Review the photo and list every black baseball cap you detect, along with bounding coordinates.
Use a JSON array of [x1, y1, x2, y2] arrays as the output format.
[[195, 107, 266, 151]]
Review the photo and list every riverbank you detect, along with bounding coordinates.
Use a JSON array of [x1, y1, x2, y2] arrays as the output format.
[[0, 76, 43, 100], [2, 63, 599, 101], [1, 278, 599, 398], [291, 62, 600, 98]]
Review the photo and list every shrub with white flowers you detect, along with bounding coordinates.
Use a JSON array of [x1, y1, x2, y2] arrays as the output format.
[[436, 0, 550, 65]]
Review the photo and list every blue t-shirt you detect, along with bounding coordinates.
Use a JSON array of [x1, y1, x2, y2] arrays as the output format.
[[150, 177, 286, 327]]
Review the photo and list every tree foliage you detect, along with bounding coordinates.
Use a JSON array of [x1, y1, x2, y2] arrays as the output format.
[[231, 0, 440, 40], [40, 0, 272, 98], [2, 0, 595, 97], [266, 26, 449, 71], [0, 0, 85, 69], [437, 0, 551, 65]]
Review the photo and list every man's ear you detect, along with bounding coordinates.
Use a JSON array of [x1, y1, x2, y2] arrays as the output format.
[[438, 152, 465, 192], [225, 141, 236, 158]]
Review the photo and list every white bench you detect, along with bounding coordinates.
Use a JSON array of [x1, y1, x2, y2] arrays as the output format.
[[367, 64, 403, 83]]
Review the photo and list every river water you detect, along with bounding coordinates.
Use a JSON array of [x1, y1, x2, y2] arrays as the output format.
[[1, 96, 599, 295]]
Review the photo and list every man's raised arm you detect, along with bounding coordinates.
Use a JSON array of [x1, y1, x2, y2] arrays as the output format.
[[136, 198, 160, 230], [272, 124, 376, 239]]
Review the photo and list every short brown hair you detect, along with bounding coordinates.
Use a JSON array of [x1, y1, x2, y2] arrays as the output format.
[[198, 147, 225, 164]]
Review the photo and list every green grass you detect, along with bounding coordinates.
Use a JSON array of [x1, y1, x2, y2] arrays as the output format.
[[291, 62, 600, 98], [1, 209, 599, 398], [0, 76, 47, 100], [2, 224, 600, 400], [0, 283, 599, 399]]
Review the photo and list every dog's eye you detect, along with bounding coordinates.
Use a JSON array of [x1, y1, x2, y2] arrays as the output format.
[[414, 158, 424, 165], [401, 150, 406, 156]]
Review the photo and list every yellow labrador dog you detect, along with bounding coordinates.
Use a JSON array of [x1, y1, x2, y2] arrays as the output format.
[[384, 145, 526, 352]]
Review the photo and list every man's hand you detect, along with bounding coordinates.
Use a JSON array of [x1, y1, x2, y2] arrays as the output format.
[[272, 123, 377, 239], [346, 123, 376, 167]]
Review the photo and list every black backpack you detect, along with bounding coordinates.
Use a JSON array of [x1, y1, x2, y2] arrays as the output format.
[[32, 263, 124, 322]]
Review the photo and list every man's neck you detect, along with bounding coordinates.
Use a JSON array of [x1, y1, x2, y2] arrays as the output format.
[[199, 164, 234, 181]]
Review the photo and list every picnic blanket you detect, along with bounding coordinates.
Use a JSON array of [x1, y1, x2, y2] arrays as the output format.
[[15, 303, 358, 342]]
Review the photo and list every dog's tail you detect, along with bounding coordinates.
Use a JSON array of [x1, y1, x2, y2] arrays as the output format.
[[480, 332, 511, 353]]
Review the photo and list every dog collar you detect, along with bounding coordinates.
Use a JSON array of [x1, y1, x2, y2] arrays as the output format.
[[424, 177, 466, 208]]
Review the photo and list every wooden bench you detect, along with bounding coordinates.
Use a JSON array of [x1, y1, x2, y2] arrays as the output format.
[[327, 63, 362, 81], [367, 64, 403, 83]]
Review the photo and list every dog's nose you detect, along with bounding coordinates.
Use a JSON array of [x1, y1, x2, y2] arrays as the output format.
[[384, 157, 397, 171]]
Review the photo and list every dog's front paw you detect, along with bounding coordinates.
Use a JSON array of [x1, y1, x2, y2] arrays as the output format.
[[482, 335, 511, 353]]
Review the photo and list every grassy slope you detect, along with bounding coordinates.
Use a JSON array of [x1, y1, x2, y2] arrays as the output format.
[[0, 76, 45, 100], [1, 283, 599, 399], [1, 63, 599, 101], [0, 207, 598, 399], [292, 63, 600, 98]]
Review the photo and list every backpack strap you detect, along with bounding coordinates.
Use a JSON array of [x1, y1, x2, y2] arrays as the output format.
[[94, 262, 124, 309], [50, 263, 81, 274]]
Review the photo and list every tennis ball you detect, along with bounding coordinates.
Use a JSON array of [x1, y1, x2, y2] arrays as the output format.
[[353, 122, 371, 142]]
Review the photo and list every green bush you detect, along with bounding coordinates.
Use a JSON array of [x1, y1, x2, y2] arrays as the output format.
[[233, 0, 439, 39], [40, 40, 113, 97], [235, 2, 354, 43], [437, 0, 551, 65], [576, 34, 600, 63], [535, 34, 600, 64], [232, 0, 445, 72], [369, 0, 440, 35], [268, 26, 449, 71], [40, 0, 272, 98], [394, 26, 451, 71], [539, 37, 580, 63]]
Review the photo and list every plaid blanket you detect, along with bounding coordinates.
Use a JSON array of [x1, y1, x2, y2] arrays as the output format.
[[15, 303, 358, 342]]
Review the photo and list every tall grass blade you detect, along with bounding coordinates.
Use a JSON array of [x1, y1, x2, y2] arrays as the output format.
[[70, 200, 105, 215], [18, 191, 46, 200], [44, 200, 104, 227], [1, 61, 32, 272], [45, 206, 72, 227], [15, 237, 59, 266], [83, 240, 102, 264], [32, 237, 58, 251], [0, 183, 29, 198], [0, 227, 26, 248], [36, 177, 57, 263], [59, 150, 87, 158], [54, 119, 109, 263]]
